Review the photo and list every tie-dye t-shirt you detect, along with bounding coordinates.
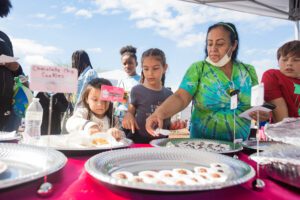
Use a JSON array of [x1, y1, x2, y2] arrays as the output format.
[[179, 61, 258, 141]]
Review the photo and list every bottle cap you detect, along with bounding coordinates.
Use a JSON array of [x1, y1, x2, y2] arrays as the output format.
[[32, 98, 40, 102]]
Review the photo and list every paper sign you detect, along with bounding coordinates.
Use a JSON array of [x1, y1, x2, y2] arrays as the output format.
[[0, 55, 19, 64], [251, 83, 264, 106], [100, 85, 124, 102], [294, 83, 300, 94], [30, 65, 78, 93], [230, 94, 238, 110], [239, 106, 271, 120]]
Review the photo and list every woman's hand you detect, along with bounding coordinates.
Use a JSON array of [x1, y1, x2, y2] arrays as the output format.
[[88, 125, 101, 135], [108, 128, 125, 141], [249, 110, 270, 122], [146, 113, 164, 136], [170, 119, 187, 130], [122, 112, 139, 133]]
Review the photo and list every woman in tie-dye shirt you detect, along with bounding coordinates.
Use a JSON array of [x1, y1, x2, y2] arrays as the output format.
[[146, 22, 265, 141]]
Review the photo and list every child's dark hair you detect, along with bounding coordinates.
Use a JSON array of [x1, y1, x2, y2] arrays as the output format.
[[0, 0, 12, 18], [72, 50, 93, 77], [120, 45, 137, 64], [277, 40, 300, 60], [205, 22, 239, 61], [140, 48, 166, 86], [81, 78, 114, 126]]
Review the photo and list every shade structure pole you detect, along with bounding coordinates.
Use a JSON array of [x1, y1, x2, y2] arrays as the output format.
[[295, 20, 300, 40]]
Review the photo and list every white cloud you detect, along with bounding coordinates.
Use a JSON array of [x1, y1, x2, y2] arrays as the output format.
[[76, 9, 93, 18], [63, 6, 77, 13], [177, 32, 206, 48], [244, 48, 277, 57], [135, 18, 157, 28], [12, 38, 61, 55], [10, 38, 61, 73], [87, 47, 102, 53], [64, 0, 291, 48], [24, 55, 54, 67], [93, 0, 122, 13], [32, 13, 56, 20], [251, 59, 277, 81], [26, 23, 64, 29]]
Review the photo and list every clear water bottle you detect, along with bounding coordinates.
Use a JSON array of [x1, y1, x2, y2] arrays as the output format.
[[24, 98, 43, 139]]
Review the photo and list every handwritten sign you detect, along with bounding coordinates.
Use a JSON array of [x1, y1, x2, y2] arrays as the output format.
[[30, 65, 78, 93], [100, 85, 124, 102], [251, 83, 264, 107]]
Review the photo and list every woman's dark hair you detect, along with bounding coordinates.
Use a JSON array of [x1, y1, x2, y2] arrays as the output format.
[[120, 45, 137, 64], [277, 40, 300, 60], [0, 40, 13, 56], [205, 22, 239, 61], [0, 0, 12, 18], [81, 78, 114, 126], [72, 50, 93, 77], [140, 48, 166, 86]]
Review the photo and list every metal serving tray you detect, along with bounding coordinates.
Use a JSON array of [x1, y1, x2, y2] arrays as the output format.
[[0, 131, 21, 142], [250, 144, 300, 188], [85, 147, 255, 192], [242, 140, 280, 151], [0, 143, 67, 189], [21, 135, 133, 152], [150, 138, 243, 154]]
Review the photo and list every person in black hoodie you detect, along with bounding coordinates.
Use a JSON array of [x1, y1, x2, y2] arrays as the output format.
[[0, 33, 24, 131], [0, 0, 27, 131], [36, 92, 68, 135]]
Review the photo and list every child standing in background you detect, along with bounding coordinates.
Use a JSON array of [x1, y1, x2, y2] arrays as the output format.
[[71, 50, 98, 107], [122, 48, 173, 143], [115, 45, 141, 125], [66, 78, 123, 140], [118, 45, 140, 91], [262, 40, 300, 122]]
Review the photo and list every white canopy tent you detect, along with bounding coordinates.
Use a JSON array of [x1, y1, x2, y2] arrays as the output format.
[[98, 69, 127, 86], [179, 0, 300, 39]]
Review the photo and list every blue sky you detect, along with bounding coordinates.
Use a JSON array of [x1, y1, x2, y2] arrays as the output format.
[[0, 0, 295, 89]]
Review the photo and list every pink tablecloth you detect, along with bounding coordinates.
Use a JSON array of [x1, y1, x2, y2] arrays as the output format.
[[0, 144, 299, 200]]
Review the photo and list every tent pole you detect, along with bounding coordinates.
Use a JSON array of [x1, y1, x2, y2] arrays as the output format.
[[295, 20, 300, 40]]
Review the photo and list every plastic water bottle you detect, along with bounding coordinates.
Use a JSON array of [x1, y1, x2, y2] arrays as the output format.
[[24, 98, 43, 139]]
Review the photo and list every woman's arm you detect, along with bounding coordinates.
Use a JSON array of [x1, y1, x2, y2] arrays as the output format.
[[158, 89, 192, 118], [268, 97, 289, 123], [146, 88, 192, 135]]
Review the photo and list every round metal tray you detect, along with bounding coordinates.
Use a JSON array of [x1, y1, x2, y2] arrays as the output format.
[[0, 143, 67, 189], [85, 147, 255, 192], [0, 131, 21, 142], [250, 144, 300, 188], [242, 140, 280, 151], [21, 135, 133, 152], [150, 138, 243, 154]]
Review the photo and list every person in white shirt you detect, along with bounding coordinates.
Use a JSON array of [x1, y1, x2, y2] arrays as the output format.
[[115, 45, 141, 125], [118, 45, 141, 91]]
